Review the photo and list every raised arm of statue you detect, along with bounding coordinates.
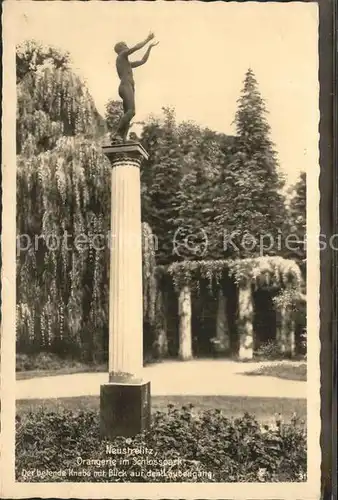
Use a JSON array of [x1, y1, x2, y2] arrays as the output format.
[[131, 42, 159, 68], [125, 32, 155, 56]]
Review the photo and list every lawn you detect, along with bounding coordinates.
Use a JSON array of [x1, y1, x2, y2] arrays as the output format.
[[243, 362, 307, 381], [16, 394, 306, 424], [16, 359, 307, 381]]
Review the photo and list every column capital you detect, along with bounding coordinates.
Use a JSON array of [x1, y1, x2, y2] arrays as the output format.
[[102, 141, 149, 168]]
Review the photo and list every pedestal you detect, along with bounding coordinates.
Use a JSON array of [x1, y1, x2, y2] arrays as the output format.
[[100, 381, 151, 438], [100, 142, 151, 437]]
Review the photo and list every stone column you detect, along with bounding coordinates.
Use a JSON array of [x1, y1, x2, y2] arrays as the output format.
[[238, 282, 254, 360], [278, 306, 296, 358], [178, 285, 193, 360], [100, 142, 151, 438]]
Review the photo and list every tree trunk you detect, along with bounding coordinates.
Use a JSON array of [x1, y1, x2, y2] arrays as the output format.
[[216, 288, 230, 353], [238, 283, 254, 360], [154, 290, 168, 358], [178, 285, 192, 360]]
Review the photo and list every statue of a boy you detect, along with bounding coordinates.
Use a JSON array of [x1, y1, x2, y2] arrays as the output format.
[[113, 32, 159, 142]]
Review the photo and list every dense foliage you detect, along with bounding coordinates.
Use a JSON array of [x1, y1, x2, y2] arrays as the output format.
[[16, 406, 306, 483], [105, 99, 123, 140], [140, 108, 185, 264], [15, 352, 97, 373], [140, 109, 236, 263]]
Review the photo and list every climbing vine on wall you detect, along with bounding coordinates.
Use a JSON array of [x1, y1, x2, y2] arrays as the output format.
[[167, 256, 302, 293], [228, 256, 302, 289]]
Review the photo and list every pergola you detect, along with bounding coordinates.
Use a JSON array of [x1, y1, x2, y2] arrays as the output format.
[[154, 256, 304, 361]]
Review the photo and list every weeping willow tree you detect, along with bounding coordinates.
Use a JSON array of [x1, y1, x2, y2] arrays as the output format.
[[16, 41, 156, 362]]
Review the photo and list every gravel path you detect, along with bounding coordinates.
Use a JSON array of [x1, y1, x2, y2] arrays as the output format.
[[16, 360, 306, 400]]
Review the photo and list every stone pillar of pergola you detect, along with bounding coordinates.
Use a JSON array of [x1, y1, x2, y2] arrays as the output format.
[[238, 281, 254, 360]]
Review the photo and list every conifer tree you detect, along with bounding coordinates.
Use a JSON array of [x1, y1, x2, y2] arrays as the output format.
[[214, 68, 287, 258], [287, 171, 306, 274]]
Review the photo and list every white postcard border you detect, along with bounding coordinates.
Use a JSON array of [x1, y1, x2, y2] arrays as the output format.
[[1, 1, 321, 498]]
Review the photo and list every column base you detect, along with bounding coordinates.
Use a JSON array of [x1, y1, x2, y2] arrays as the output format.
[[100, 381, 151, 438], [238, 346, 254, 361]]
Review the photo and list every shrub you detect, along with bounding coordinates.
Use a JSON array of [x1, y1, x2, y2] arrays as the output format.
[[16, 405, 307, 482], [255, 340, 284, 360], [16, 352, 84, 372], [245, 362, 307, 381]]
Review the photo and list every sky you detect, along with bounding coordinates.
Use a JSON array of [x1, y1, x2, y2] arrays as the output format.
[[10, 1, 319, 185]]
